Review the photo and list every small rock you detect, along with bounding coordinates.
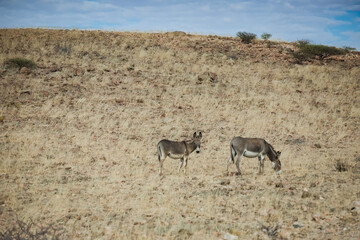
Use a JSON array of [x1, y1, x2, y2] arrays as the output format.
[[224, 232, 238, 240], [278, 228, 291, 239], [197, 72, 218, 84], [301, 188, 311, 198], [312, 214, 321, 222], [312, 193, 320, 200], [73, 68, 85, 76], [20, 67, 32, 75], [49, 65, 60, 72], [293, 221, 304, 228], [301, 205, 308, 212], [353, 201, 360, 207], [220, 179, 230, 185], [20, 67, 32, 74], [314, 143, 321, 148], [208, 72, 218, 83], [20, 90, 31, 96], [275, 182, 284, 188]]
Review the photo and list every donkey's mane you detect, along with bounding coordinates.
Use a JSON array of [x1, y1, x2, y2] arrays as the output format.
[[265, 141, 277, 161]]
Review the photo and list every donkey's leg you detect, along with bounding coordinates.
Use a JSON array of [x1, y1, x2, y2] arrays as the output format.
[[258, 155, 265, 174], [178, 158, 184, 173], [183, 157, 188, 174], [158, 156, 165, 175], [260, 154, 265, 174], [235, 155, 242, 175], [226, 157, 233, 173]]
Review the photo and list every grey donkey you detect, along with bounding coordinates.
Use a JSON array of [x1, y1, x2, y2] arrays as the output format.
[[227, 136, 282, 175], [157, 132, 202, 175]]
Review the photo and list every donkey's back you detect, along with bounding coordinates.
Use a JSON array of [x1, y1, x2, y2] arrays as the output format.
[[157, 139, 186, 159], [231, 137, 267, 153]]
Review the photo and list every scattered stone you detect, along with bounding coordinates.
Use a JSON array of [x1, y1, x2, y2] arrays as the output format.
[[0, 116, 4, 123], [312, 214, 321, 222], [278, 228, 291, 239], [197, 72, 218, 84], [220, 179, 230, 185], [301, 188, 311, 198], [115, 99, 126, 105], [73, 68, 85, 76], [351, 201, 360, 215], [224, 232, 238, 240], [312, 193, 320, 200], [275, 182, 284, 188], [293, 221, 304, 228], [353, 201, 360, 207], [208, 72, 218, 82], [20, 90, 31, 95], [20, 67, 32, 75], [301, 205, 308, 212], [49, 65, 60, 72], [314, 143, 321, 148]]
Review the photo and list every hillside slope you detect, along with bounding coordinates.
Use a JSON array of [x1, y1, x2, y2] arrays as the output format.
[[0, 29, 359, 239]]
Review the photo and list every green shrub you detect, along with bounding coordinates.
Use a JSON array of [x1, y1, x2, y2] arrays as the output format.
[[296, 39, 311, 48], [236, 32, 257, 44], [301, 44, 345, 58], [292, 42, 346, 62], [261, 33, 272, 41], [4, 57, 37, 69]]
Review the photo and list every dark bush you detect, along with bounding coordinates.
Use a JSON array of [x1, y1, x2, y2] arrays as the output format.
[[236, 32, 257, 44], [296, 39, 310, 47], [0, 219, 64, 240], [4, 58, 37, 69], [261, 33, 272, 41]]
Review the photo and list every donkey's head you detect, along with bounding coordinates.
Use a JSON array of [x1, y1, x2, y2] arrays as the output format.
[[193, 131, 202, 153], [271, 151, 282, 173]]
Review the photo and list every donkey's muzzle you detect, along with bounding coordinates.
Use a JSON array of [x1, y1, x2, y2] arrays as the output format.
[[195, 147, 200, 154]]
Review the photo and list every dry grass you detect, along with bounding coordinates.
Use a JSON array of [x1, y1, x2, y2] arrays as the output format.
[[0, 28, 359, 239]]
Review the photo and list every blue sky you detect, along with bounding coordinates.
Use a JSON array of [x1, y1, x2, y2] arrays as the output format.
[[1, 0, 359, 50]]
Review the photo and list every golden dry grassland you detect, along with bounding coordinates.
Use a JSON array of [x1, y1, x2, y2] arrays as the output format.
[[0, 29, 359, 239]]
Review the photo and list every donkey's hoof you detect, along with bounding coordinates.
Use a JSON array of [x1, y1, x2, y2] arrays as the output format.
[[235, 172, 241, 176]]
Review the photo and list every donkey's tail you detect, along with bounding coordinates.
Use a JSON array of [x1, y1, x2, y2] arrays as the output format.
[[230, 143, 236, 163], [157, 144, 162, 160]]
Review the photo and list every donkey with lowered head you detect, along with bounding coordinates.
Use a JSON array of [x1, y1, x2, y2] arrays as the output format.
[[157, 132, 202, 175], [227, 137, 281, 175]]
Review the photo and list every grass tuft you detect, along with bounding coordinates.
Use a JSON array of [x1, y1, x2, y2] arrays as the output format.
[[334, 160, 349, 172], [4, 57, 37, 69]]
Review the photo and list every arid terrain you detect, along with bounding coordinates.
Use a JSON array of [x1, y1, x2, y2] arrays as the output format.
[[0, 28, 359, 239]]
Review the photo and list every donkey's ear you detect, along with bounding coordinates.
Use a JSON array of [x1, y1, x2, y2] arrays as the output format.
[[199, 132, 202, 138], [193, 132, 197, 138]]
